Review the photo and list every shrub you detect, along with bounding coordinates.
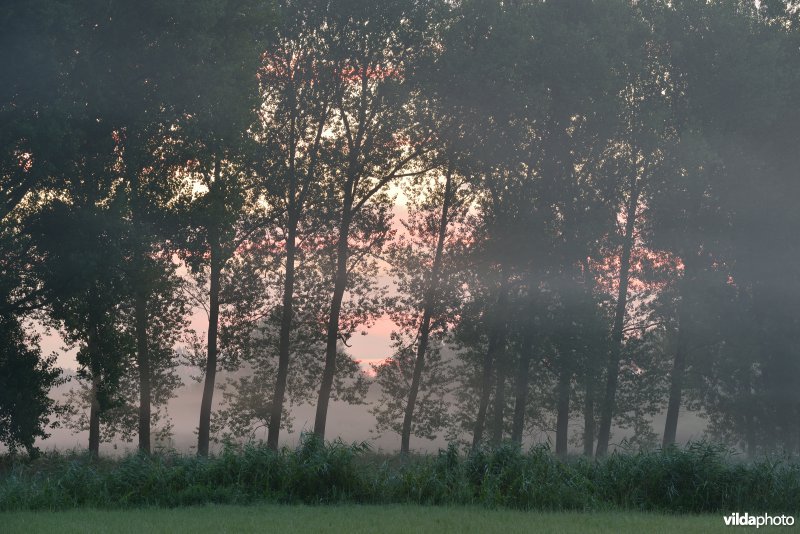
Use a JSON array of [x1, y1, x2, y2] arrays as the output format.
[[1, 439, 797, 513]]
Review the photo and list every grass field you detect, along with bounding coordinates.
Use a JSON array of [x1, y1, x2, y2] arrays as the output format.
[[3, 504, 750, 533]]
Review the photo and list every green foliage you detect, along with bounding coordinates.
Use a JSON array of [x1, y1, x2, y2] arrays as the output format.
[[2, 440, 798, 513], [593, 441, 800, 513], [0, 315, 63, 454]]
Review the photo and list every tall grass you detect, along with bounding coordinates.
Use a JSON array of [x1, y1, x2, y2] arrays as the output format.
[[1, 437, 798, 513]]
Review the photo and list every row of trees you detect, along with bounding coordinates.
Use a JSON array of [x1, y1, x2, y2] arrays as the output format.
[[2, 0, 800, 457]]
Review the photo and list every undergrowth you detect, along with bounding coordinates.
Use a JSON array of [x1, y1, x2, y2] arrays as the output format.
[[1, 438, 798, 513]]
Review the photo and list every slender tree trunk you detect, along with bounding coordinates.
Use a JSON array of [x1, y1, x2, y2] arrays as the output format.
[[267, 213, 297, 450], [662, 249, 697, 448], [511, 338, 533, 444], [473, 330, 498, 449], [662, 168, 706, 448], [197, 235, 222, 457], [400, 167, 453, 455], [87, 317, 101, 457], [197, 152, 224, 457], [129, 163, 151, 455], [596, 177, 640, 457], [135, 289, 150, 454], [399, 305, 433, 455], [583, 371, 595, 456], [472, 284, 507, 449], [490, 342, 508, 446], [268, 80, 299, 450], [314, 192, 354, 440], [267, 85, 325, 448], [88, 377, 101, 457], [555, 363, 571, 456], [662, 291, 690, 447]]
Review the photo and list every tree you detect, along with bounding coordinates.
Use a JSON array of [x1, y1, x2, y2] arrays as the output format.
[[594, 72, 676, 455], [210, 236, 372, 444], [61, 260, 187, 450], [0, 314, 62, 455], [255, 0, 337, 449], [30, 199, 132, 456], [641, 0, 787, 446], [311, 0, 436, 439], [677, 0, 800, 453], [0, 0, 80, 226], [441, 0, 642, 451], [163, 0, 272, 456], [371, 160, 472, 454]]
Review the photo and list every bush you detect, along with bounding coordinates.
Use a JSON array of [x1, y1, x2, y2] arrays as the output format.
[[1, 438, 797, 513]]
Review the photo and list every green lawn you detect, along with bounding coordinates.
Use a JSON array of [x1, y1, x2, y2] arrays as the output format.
[[2, 504, 758, 533]]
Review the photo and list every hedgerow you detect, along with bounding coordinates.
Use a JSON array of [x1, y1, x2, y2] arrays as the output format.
[[1, 437, 797, 513]]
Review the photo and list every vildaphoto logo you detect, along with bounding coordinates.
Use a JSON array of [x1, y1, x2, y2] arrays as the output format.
[[723, 513, 795, 528]]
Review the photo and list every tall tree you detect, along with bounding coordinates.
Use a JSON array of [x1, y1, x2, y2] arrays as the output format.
[[30, 197, 131, 456], [371, 161, 472, 454], [256, 0, 336, 449], [579, 0, 680, 456], [164, 0, 272, 456], [311, 0, 435, 439]]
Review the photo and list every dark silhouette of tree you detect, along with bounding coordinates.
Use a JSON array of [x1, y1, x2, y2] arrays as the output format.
[[254, 0, 337, 449], [370, 161, 472, 454], [310, 0, 436, 439], [162, 0, 272, 457], [0, 314, 62, 455]]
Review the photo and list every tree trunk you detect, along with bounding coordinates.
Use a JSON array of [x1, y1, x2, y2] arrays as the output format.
[[511, 339, 533, 444], [472, 284, 507, 449], [490, 342, 508, 446], [88, 377, 101, 457], [596, 177, 640, 457], [135, 289, 150, 454], [400, 167, 453, 455], [662, 249, 697, 448], [267, 213, 297, 450], [314, 192, 353, 440], [129, 161, 151, 455], [197, 235, 222, 457], [399, 305, 433, 455], [583, 371, 595, 456], [662, 293, 689, 447], [555, 363, 571, 457], [86, 316, 102, 457]]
